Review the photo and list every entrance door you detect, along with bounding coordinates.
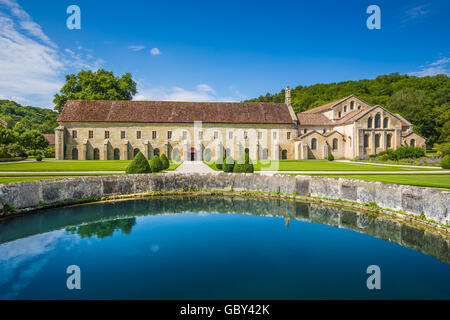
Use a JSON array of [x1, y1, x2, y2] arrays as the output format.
[[189, 147, 197, 161]]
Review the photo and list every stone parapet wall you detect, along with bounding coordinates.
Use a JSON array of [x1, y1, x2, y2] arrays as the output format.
[[0, 173, 449, 224]]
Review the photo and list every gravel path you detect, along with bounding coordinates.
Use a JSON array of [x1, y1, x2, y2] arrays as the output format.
[[173, 161, 217, 173]]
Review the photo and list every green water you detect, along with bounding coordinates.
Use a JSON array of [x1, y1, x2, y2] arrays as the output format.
[[0, 197, 449, 299]]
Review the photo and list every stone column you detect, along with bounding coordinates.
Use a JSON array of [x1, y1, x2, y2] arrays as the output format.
[[323, 144, 329, 159], [371, 132, 375, 155], [144, 140, 150, 159], [103, 140, 109, 160], [301, 143, 308, 160], [82, 139, 88, 160], [253, 142, 259, 161], [55, 126, 65, 160], [196, 143, 203, 161], [183, 142, 189, 161], [123, 140, 129, 160]]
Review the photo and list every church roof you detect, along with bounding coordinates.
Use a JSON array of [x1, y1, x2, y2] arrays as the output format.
[[395, 113, 412, 127], [57, 100, 295, 125], [44, 134, 55, 145], [301, 96, 350, 114], [296, 113, 332, 126]]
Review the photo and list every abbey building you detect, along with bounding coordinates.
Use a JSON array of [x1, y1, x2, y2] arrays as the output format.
[[55, 87, 425, 161]]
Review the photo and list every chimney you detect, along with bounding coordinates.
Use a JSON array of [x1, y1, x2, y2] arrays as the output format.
[[285, 86, 291, 106]]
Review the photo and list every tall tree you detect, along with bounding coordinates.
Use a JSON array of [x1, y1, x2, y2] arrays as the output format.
[[53, 69, 137, 112]]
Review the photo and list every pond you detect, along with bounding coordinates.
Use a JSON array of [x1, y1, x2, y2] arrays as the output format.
[[0, 197, 449, 299]]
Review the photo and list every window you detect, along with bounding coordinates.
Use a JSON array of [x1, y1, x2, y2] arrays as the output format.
[[311, 138, 317, 150], [304, 129, 307, 134], [338, 112, 341, 118], [168, 131, 172, 139], [89, 130, 93, 139], [358, 105, 361, 110], [113, 148, 120, 160], [214, 131, 218, 140], [244, 131, 248, 139], [229, 131, 233, 139], [198, 131, 203, 140], [121, 131, 125, 139], [323, 129, 326, 134], [183, 131, 187, 140], [410, 139, 416, 147], [244, 148, 249, 154], [258, 132, 263, 139], [364, 134, 369, 148], [154, 148, 160, 156], [375, 114, 381, 128], [137, 131, 141, 139], [133, 148, 140, 158], [93, 148, 100, 160], [225, 148, 231, 157], [273, 131, 277, 140], [282, 149, 288, 160], [350, 101, 354, 110], [262, 148, 268, 160], [386, 134, 392, 148], [105, 131, 110, 139], [72, 148, 78, 160], [383, 117, 389, 129], [375, 134, 380, 148], [344, 106, 347, 112], [332, 138, 338, 150], [152, 131, 157, 139], [72, 130, 77, 139], [287, 132, 291, 140], [368, 117, 373, 129]]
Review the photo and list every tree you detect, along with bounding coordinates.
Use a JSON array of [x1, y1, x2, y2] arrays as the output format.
[[53, 69, 137, 112], [0, 127, 16, 145], [18, 130, 49, 152], [149, 155, 163, 172], [160, 154, 170, 170], [126, 152, 151, 174]]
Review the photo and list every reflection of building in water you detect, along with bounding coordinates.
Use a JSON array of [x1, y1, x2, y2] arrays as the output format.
[[285, 217, 290, 228]]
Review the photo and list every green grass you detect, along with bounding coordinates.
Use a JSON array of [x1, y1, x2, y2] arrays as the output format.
[[0, 160, 183, 172]]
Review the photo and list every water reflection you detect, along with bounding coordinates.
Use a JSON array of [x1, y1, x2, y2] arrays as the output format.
[[0, 197, 448, 264]]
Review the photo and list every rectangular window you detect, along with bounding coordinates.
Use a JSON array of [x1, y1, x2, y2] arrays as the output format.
[[214, 131, 218, 140], [137, 131, 141, 139], [229, 132, 233, 139], [121, 131, 125, 139], [88, 130, 93, 139], [244, 131, 248, 139], [258, 132, 262, 140], [105, 131, 110, 139], [72, 130, 77, 139], [198, 131, 203, 140], [168, 131, 172, 140], [287, 132, 291, 140], [152, 131, 157, 139], [183, 131, 187, 140]]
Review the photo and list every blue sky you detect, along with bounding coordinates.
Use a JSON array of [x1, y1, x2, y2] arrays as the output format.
[[0, 0, 449, 108]]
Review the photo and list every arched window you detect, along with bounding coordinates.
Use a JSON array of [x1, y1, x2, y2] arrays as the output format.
[[303, 129, 307, 134], [244, 148, 249, 154], [332, 138, 338, 150], [262, 148, 268, 160], [375, 114, 381, 128], [204, 148, 212, 161], [113, 148, 120, 160], [72, 148, 78, 160], [282, 149, 288, 160], [358, 105, 361, 110], [172, 148, 179, 161], [386, 134, 392, 148], [375, 134, 380, 148], [364, 134, 369, 148], [338, 112, 341, 118], [410, 139, 415, 147], [133, 148, 140, 158], [225, 148, 231, 157], [311, 138, 317, 150], [368, 117, 373, 128], [93, 148, 100, 160], [344, 106, 347, 112], [154, 148, 160, 157], [350, 101, 354, 110], [383, 117, 389, 129]]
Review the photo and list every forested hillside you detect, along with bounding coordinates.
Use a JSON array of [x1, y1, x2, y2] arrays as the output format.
[[246, 74, 450, 146], [0, 100, 58, 134]]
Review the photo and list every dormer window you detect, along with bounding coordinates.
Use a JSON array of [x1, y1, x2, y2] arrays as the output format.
[[350, 102, 354, 110], [344, 106, 347, 112]]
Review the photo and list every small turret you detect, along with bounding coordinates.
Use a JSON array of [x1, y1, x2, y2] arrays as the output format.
[[285, 86, 291, 106]]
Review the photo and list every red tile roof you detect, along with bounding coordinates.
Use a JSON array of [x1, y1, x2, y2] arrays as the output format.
[[297, 113, 332, 126], [334, 109, 365, 125], [301, 96, 348, 114], [44, 134, 55, 145], [57, 100, 295, 124]]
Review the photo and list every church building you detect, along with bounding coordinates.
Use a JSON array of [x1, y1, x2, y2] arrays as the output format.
[[55, 87, 425, 161]]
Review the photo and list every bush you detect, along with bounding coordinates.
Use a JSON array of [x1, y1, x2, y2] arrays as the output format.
[[44, 146, 55, 158], [216, 156, 225, 170], [150, 155, 163, 172], [126, 152, 152, 174], [379, 154, 390, 161], [441, 155, 450, 169], [233, 152, 254, 173], [223, 156, 235, 172], [160, 154, 170, 170], [327, 154, 334, 161], [395, 146, 425, 160], [6, 143, 27, 157], [435, 142, 450, 156], [36, 154, 43, 161]]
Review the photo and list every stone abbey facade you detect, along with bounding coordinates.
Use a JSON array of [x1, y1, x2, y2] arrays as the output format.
[[55, 87, 425, 161]]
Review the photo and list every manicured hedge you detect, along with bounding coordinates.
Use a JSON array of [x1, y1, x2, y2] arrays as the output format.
[[0, 157, 27, 162], [125, 152, 152, 174], [160, 154, 170, 170], [150, 155, 163, 172], [233, 152, 254, 173], [223, 156, 235, 172], [371, 146, 425, 161], [441, 155, 450, 169]]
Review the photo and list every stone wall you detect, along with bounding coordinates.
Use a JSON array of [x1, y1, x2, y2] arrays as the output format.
[[0, 173, 449, 225]]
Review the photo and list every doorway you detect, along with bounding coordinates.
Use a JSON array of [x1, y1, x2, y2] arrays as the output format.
[[189, 147, 197, 161]]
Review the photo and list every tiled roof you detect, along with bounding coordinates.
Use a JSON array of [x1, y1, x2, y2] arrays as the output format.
[[395, 113, 412, 127], [333, 109, 365, 125], [301, 96, 349, 114], [44, 134, 55, 145], [57, 100, 296, 124], [297, 113, 332, 126]]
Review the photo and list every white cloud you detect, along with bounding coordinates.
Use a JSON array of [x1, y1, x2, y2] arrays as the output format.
[[408, 57, 450, 77], [128, 45, 145, 51], [150, 47, 161, 56], [402, 3, 431, 23], [134, 84, 238, 102]]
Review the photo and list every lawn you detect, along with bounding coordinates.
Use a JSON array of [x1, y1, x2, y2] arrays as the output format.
[[205, 160, 442, 172], [0, 160, 182, 172]]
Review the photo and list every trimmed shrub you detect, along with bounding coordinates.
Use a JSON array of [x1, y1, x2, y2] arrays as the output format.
[[216, 156, 225, 170], [441, 155, 450, 169], [223, 156, 235, 172], [126, 152, 151, 174], [234, 152, 254, 173], [150, 155, 163, 172], [160, 154, 170, 170], [44, 146, 55, 158], [36, 154, 43, 161], [379, 154, 390, 161], [327, 154, 334, 161]]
